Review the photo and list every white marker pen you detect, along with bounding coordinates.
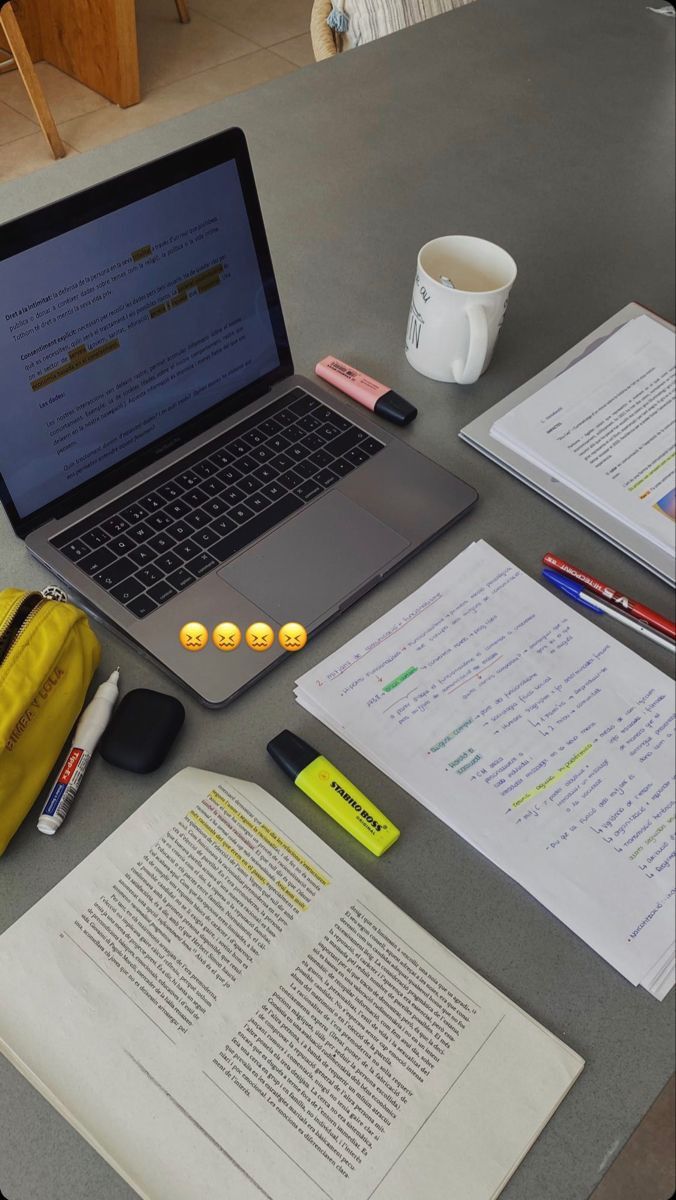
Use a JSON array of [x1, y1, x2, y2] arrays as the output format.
[[38, 669, 120, 835]]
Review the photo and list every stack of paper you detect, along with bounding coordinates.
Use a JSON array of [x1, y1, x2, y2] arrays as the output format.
[[490, 316, 676, 554], [295, 541, 676, 999]]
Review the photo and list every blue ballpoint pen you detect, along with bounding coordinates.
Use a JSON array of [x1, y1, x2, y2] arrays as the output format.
[[542, 569, 676, 653]]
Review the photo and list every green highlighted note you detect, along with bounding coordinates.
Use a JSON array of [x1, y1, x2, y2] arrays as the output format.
[[383, 666, 418, 693]]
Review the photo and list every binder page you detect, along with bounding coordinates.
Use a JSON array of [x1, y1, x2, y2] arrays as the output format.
[[490, 316, 676, 552], [0, 768, 582, 1200], [295, 542, 676, 994]]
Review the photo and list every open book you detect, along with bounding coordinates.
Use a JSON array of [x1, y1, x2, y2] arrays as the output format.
[[0, 768, 583, 1200]]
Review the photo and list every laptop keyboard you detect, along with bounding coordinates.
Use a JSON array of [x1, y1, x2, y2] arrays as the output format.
[[50, 389, 384, 619]]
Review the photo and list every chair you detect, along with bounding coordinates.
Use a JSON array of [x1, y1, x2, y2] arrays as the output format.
[[0, 0, 65, 158], [310, 0, 475, 61], [174, 0, 190, 23], [310, 0, 339, 60]]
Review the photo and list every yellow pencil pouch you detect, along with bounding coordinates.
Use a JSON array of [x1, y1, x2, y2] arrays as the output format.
[[0, 588, 100, 856]]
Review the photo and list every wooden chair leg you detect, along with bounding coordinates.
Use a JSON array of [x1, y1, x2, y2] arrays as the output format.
[[174, 0, 190, 23], [0, 3, 66, 159]]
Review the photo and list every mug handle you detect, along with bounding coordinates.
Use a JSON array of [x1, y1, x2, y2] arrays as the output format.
[[453, 304, 488, 385]]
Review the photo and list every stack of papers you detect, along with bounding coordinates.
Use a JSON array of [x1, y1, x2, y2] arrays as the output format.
[[491, 316, 676, 555], [295, 541, 676, 999]]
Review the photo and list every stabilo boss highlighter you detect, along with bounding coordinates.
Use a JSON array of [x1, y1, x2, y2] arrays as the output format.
[[267, 730, 400, 856], [315, 356, 417, 425]]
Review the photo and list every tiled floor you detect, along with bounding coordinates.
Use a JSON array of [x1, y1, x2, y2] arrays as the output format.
[[0, 0, 315, 181]]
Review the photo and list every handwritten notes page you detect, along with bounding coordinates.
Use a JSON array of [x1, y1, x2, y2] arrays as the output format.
[[0, 769, 583, 1200], [491, 316, 676, 553], [295, 542, 676, 998]]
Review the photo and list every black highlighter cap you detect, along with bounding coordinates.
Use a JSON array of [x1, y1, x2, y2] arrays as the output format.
[[374, 391, 417, 426], [267, 730, 318, 780]]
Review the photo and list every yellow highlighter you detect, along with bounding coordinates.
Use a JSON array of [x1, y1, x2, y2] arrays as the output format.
[[267, 730, 400, 856]]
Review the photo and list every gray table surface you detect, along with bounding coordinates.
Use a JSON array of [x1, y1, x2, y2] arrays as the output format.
[[0, 1, 674, 1197]]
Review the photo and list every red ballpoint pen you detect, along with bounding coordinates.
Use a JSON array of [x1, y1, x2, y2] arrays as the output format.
[[543, 554, 676, 640]]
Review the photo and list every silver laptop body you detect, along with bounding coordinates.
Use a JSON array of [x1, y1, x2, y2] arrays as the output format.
[[0, 129, 476, 706]]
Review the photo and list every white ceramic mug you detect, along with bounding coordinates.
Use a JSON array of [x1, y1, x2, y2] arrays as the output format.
[[405, 235, 517, 384]]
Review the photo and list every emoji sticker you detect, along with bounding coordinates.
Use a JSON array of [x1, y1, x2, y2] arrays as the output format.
[[245, 621, 275, 652], [278, 622, 308, 652], [212, 622, 241, 651], [179, 621, 208, 651]]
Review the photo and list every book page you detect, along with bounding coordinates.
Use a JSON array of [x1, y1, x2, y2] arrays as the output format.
[[0, 768, 582, 1200], [295, 542, 676, 996], [490, 316, 676, 552]]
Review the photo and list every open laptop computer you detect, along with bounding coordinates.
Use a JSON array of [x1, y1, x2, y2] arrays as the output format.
[[0, 128, 477, 706]]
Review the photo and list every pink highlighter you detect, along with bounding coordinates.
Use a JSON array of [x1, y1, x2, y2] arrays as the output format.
[[315, 356, 417, 426]]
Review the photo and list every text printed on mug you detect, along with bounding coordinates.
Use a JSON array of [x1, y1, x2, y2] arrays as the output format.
[[406, 272, 430, 351]]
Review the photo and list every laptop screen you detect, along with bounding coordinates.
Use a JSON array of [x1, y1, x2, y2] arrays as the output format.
[[0, 131, 291, 535]]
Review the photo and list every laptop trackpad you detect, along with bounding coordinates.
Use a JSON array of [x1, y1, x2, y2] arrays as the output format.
[[219, 492, 409, 625]]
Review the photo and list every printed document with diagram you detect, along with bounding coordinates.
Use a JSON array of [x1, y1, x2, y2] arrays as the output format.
[[460, 305, 676, 583], [490, 315, 676, 554], [295, 542, 676, 999], [0, 768, 583, 1200]]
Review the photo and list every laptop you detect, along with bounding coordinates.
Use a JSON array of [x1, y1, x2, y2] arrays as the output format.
[[0, 128, 477, 706]]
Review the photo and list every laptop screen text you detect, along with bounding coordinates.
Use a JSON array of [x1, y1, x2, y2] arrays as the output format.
[[0, 160, 280, 520]]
